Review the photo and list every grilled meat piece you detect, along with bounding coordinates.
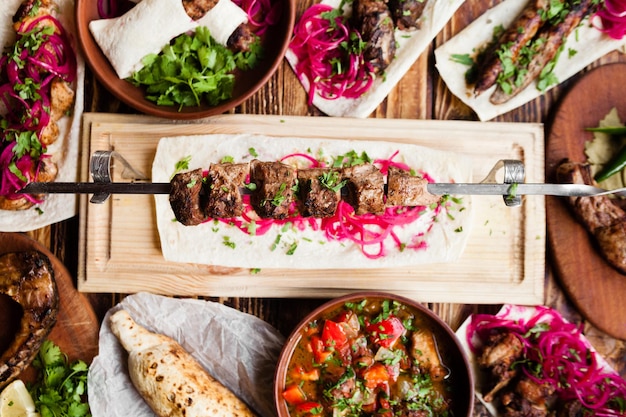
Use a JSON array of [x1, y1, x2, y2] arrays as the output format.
[[170, 168, 207, 226], [182, 0, 220, 19], [386, 166, 440, 207], [0, 251, 58, 390], [249, 160, 297, 219], [473, 0, 549, 96], [342, 163, 385, 215], [500, 376, 555, 417], [410, 329, 448, 381], [12, 0, 51, 28], [478, 331, 524, 402], [205, 163, 248, 219], [556, 160, 626, 274], [490, 0, 594, 104], [0, 158, 58, 211], [227, 24, 257, 53], [388, 0, 428, 31], [297, 168, 342, 218], [353, 0, 397, 73]]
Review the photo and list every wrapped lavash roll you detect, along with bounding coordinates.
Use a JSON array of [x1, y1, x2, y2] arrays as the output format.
[[89, 0, 248, 79]]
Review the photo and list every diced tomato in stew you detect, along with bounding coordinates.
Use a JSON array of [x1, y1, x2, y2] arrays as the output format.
[[295, 401, 324, 415], [282, 384, 307, 405], [366, 315, 405, 348]]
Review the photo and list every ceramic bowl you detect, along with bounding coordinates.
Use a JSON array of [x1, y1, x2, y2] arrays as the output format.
[[75, 0, 295, 120], [274, 291, 474, 417]]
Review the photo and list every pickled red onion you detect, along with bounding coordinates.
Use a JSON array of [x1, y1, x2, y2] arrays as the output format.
[[289, 4, 374, 105], [0, 15, 76, 200], [594, 0, 626, 39]]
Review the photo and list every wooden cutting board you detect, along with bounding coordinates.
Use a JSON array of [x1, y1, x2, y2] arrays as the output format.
[[0, 232, 100, 383], [77, 113, 546, 305], [546, 63, 626, 341]]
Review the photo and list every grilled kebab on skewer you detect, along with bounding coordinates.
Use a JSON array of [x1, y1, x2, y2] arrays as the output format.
[[556, 160, 626, 274], [169, 160, 441, 226]]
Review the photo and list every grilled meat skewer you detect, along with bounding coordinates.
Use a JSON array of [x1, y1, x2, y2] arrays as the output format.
[[556, 160, 626, 274], [473, 0, 549, 96], [169, 161, 441, 226], [489, 0, 594, 105]]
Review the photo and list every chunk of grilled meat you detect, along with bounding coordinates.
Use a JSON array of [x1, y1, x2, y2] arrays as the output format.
[[0, 251, 58, 390], [227, 24, 257, 53], [386, 166, 440, 207], [410, 329, 449, 381], [473, 0, 549, 96], [478, 330, 524, 402], [0, 158, 58, 211], [250, 160, 297, 219], [170, 168, 206, 226], [342, 163, 385, 215], [353, 0, 397, 73], [556, 160, 626, 274], [489, 0, 594, 104], [12, 0, 51, 29], [500, 376, 556, 417], [181, 0, 219, 19], [388, 0, 429, 31], [205, 163, 248, 219], [297, 168, 342, 218]]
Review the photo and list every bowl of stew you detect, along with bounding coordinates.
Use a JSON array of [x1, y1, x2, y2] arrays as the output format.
[[75, 0, 295, 120], [274, 292, 474, 417]]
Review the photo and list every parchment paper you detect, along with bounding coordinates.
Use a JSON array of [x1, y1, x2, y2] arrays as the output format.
[[87, 292, 286, 417], [0, 0, 84, 232], [435, 0, 626, 121]]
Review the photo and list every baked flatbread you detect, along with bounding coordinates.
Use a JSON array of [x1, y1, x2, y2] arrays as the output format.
[[0, 0, 84, 232], [152, 134, 474, 269], [285, 0, 466, 118], [434, 0, 626, 121]]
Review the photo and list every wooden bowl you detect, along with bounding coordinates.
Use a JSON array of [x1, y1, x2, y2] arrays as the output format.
[[75, 0, 295, 120], [274, 291, 474, 417]]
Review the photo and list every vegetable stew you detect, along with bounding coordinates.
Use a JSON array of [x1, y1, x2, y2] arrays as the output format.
[[281, 298, 460, 417]]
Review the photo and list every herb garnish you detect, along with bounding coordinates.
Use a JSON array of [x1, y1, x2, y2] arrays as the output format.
[[28, 340, 91, 417]]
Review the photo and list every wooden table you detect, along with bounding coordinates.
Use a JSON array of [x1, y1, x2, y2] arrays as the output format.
[[21, 0, 626, 407]]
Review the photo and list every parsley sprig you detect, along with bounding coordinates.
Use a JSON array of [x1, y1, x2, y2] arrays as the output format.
[[129, 26, 262, 110], [28, 340, 91, 417]]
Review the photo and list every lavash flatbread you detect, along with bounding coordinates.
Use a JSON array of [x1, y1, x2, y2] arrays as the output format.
[[152, 134, 474, 269], [90, 0, 247, 79], [0, 0, 84, 232], [285, 0, 466, 118], [434, 0, 626, 121]]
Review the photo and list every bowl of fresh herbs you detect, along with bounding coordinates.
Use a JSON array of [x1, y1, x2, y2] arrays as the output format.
[[76, 0, 295, 119]]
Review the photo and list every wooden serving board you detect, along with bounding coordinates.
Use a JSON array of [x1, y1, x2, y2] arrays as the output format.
[[0, 233, 99, 383], [546, 63, 626, 340], [77, 113, 545, 304]]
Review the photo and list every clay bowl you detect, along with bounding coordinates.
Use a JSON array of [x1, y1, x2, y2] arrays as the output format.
[[75, 0, 295, 120], [274, 291, 474, 417]]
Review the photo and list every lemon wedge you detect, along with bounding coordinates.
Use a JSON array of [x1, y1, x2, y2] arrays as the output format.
[[0, 380, 39, 417]]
